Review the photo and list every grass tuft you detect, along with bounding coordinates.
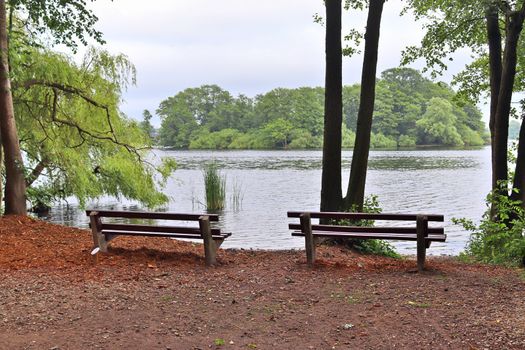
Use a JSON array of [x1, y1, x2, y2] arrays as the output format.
[[203, 163, 226, 211]]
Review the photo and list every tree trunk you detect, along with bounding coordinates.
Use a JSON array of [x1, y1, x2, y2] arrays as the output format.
[[511, 117, 525, 205], [0, 132, 3, 212], [0, 0, 26, 215], [492, 10, 525, 195], [485, 5, 502, 192], [320, 0, 343, 212], [344, 0, 384, 211]]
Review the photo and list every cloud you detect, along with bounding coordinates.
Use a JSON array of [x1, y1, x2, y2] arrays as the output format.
[[84, 0, 479, 123]]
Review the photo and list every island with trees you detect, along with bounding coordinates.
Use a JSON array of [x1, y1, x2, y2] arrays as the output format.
[[152, 68, 487, 150]]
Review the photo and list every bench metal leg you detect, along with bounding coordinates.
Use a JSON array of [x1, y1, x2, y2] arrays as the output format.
[[214, 238, 225, 250], [416, 215, 428, 272], [199, 216, 216, 266], [90, 212, 108, 253], [300, 213, 315, 267]]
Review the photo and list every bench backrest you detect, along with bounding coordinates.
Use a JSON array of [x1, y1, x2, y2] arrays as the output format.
[[287, 211, 444, 236], [86, 209, 219, 222], [287, 211, 444, 222], [86, 210, 225, 238]]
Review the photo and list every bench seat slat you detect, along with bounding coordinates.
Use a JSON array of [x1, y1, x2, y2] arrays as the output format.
[[291, 231, 447, 242], [288, 223, 444, 234], [86, 210, 219, 221], [287, 211, 444, 222], [101, 230, 231, 240], [101, 223, 222, 235]]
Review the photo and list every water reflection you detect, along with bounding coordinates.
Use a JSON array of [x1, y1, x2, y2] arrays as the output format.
[[44, 147, 491, 255]]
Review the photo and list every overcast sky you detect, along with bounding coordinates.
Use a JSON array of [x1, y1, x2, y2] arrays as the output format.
[[84, 0, 475, 126]]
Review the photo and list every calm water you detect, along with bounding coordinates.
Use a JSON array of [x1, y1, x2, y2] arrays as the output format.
[[45, 147, 491, 255]]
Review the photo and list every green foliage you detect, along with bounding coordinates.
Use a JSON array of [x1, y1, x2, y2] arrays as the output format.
[[370, 133, 397, 148], [189, 128, 242, 149], [157, 68, 485, 150], [203, 164, 226, 211], [398, 134, 417, 147], [9, 0, 106, 51], [261, 118, 294, 148], [401, 0, 486, 78], [416, 98, 464, 146], [402, 0, 525, 113], [26, 185, 54, 212], [11, 43, 176, 208], [289, 129, 322, 149], [341, 125, 356, 148], [454, 184, 525, 266], [139, 109, 156, 141]]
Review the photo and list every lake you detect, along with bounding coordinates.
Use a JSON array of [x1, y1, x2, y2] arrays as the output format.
[[45, 147, 491, 255]]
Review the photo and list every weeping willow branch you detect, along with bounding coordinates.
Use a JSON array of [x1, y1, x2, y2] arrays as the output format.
[[15, 80, 150, 162], [21, 79, 117, 137]]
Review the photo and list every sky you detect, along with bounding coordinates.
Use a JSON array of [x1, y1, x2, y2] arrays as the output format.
[[83, 0, 476, 126]]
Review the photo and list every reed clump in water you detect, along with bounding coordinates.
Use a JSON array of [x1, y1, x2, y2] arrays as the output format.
[[203, 164, 226, 211]]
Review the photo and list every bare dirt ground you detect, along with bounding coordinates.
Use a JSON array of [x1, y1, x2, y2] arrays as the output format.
[[0, 215, 524, 350]]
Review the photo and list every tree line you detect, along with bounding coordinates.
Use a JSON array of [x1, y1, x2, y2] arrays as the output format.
[[150, 68, 487, 150]]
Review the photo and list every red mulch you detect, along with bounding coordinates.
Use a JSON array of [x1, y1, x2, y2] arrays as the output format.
[[0, 215, 524, 349]]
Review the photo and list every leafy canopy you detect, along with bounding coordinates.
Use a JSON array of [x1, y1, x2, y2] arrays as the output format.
[[157, 69, 485, 149]]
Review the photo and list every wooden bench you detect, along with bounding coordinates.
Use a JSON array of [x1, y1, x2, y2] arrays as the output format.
[[86, 210, 231, 266], [287, 211, 446, 271]]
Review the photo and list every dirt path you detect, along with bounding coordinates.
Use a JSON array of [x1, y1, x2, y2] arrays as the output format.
[[0, 216, 524, 349]]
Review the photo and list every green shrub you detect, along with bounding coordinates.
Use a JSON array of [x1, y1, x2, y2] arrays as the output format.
[[190, 129, 242, 149], [457, 125, 484, 146], [288, 129, 321, 149], [454, 184, 525, 266], [228, 132, 253, 149], [371, 133, 397, 148], [342, 126, 356, 148], [398, 134, 416, 148]]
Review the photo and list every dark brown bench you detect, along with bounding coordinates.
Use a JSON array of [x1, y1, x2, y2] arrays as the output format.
[[86, 210, 231, 266], [287, 211, 446, 271]]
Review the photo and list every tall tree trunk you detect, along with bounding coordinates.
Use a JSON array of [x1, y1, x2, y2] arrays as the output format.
[[0, 0, 26, 215], [504, 2, 525, 205], [493, 10, 525, 196], [344, 0, 384, 211], [320, 0, 343, 212], [0, 133, 2, 212], [485, 5, 502, 192], [511, 117, 525, 204]]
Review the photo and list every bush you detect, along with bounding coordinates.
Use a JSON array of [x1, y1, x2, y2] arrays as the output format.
[[189, 129, 242, 149], [288, 129, 321, 149], [371, 133, 397, 148], [398, 134, 416, 148], [454, 185, 525, 266], [228, 132, 253, 149], [457, 125, 484, 146], [342, 126, 356, 148]]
